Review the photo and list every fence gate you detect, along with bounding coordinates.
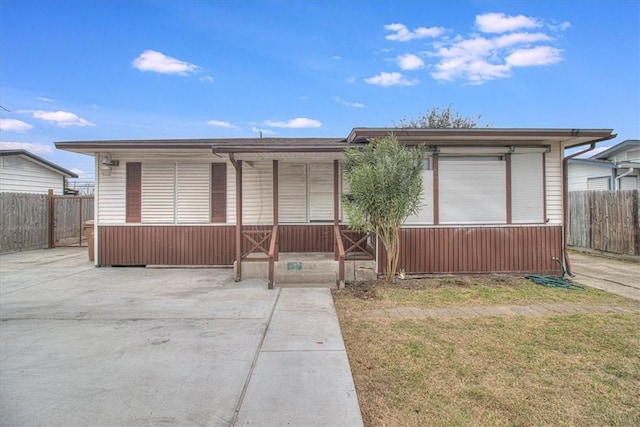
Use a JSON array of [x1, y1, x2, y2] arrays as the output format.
[[50, 195, 94, 247]]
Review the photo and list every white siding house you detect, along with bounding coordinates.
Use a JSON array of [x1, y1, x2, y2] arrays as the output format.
[[0, 150, 77, 194], [56, 128, 615, 278], [568, 140, 640, 191]]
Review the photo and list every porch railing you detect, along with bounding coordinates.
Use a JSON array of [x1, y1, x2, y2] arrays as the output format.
[[334, 225, 345, 288], [341, 229, 375, 259], [268, 225, 278, 290]]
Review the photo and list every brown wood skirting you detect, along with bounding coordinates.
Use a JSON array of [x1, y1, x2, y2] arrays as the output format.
[[379, 225, 563, 275], [98, 226, 235, 266]]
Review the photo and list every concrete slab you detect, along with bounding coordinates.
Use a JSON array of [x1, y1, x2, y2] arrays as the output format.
[[235, 288, 363, 426], [235, 351, 362, 427], [1, 248, 363, 427], [569, 251, 640, 302]]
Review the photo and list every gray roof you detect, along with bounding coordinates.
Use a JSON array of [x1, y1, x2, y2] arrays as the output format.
[[0, 149, 78, 178], [591, 139, 640, 160]]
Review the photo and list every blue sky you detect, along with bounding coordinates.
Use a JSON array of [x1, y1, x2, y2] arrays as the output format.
[[1, 0, 638, 183]]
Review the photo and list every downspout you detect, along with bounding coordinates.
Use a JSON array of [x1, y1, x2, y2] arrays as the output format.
[[615, 167, 635, 190], [562, 134, 616, 275]]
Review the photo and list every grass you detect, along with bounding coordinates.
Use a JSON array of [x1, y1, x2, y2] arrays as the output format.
[[333, 276, 640, 426]]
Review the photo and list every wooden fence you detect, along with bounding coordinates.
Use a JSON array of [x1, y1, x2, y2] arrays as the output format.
[[568, 190, 639, 256], [53, 196, 94, 246], [0, 192, 94, 253]]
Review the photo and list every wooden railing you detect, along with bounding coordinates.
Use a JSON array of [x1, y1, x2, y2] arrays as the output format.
[[268, 225, 278, 290], [341, 229, 375, 259], [241, 227, 272, 258], [334, 225, 345, 288]]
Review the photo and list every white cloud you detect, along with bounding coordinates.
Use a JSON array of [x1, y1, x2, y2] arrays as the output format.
[[364, 72, 418, 87], [0, 141, 53, 154], [334, 97, 365, 108], [264, 117, 322, 128], [506, 46, 563, 67], [23, 110, 94, 127], [36, 96, 54, 103], [251, 126, 277, 135], [70, 168, 86, 177], [427, 14, 567, 84], [200, 75, 214, 82], [384, 23, 446, 41], [332, 55, 342, 60], [206, 119, 235, 128], [549, 21, 571, 32], [0, 118, 33, 132], [397, 53, 424, 70], [132, 50, 200, 75], [476, 13, 541, 34]]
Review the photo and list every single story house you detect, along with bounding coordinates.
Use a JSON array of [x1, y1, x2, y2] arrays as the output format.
[[0, 149, 78, 195], [56, 127, 615, 287], [568, 139, 639, 191]]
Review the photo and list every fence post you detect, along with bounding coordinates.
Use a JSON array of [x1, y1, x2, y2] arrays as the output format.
[[48, 189, 55, 248]]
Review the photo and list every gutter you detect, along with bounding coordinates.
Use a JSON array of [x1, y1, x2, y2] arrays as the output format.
[[562, 133, 617, 275]]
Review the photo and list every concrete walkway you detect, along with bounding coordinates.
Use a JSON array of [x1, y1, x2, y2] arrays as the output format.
[[569, 250, 640, 302], [0, 248, 363, 427]]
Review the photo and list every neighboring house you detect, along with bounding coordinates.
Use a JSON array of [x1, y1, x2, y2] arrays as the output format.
[[0, 150, 78, 195], [56, 127, 615, 284], [568, 139, 640, 191]]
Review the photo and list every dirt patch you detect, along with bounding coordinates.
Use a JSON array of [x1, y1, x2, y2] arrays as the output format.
[[337, 275, 524, 299]]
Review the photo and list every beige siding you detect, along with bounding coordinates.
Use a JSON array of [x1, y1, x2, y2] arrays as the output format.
[[568, 162, 613, 191], [0, 156, 66, 194], [98, 157, 127, 224], [227, 164, 236, 223], [546, 145, 563, 224], [98, 155, 237, 225], [242, 161, 273, 225]]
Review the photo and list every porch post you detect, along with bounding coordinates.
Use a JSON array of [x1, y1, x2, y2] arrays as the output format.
[[230, 155, 243, 281], [272, 159, 278, 261], [333, 160, 339, 228]]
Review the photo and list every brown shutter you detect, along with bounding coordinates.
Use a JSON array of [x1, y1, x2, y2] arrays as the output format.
[[211, 163, 227, 223], [126, 162, 141, 223]]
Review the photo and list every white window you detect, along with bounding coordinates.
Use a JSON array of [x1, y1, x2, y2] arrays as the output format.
[[511, 153, 544, 223], [439, 157, 506, 224], [141, 163, 176, 224], [587, 176, 611, 191]]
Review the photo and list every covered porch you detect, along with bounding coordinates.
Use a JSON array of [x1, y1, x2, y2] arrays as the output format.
[[211, 141, 375, 289]]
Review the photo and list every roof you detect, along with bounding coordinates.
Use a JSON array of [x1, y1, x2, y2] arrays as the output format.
[[347, 127, 616, 147], [55, 127, 616, 156], [591, 139, 640, 160], [0, 149, 78, 178], [55, 137, 351, 154], [568, 158, 616, 168]]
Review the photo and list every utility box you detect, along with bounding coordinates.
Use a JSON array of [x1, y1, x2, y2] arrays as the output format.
[[83, 220, 95, 262]]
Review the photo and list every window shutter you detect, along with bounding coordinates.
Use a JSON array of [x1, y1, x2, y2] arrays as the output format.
[[211, 163, 227, 222], [126, 162, 141, 223]]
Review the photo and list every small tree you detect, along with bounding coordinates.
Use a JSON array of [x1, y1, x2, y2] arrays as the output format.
[[395, 104, 485, 129], [342, 134, 424, 284]]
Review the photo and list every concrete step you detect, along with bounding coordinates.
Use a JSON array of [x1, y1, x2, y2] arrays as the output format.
[[274, 259, 338, 273], [276, 282, 337, 289], [275, 270, 337, 285]]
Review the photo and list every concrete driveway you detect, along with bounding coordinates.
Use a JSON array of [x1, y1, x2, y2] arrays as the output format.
[[569, 250, 640, 302], [0, 248, 362, 426]]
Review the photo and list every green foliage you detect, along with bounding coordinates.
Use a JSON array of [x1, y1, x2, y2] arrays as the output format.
[[395, 104, 485, 129], [342, 134, 424, 283]]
